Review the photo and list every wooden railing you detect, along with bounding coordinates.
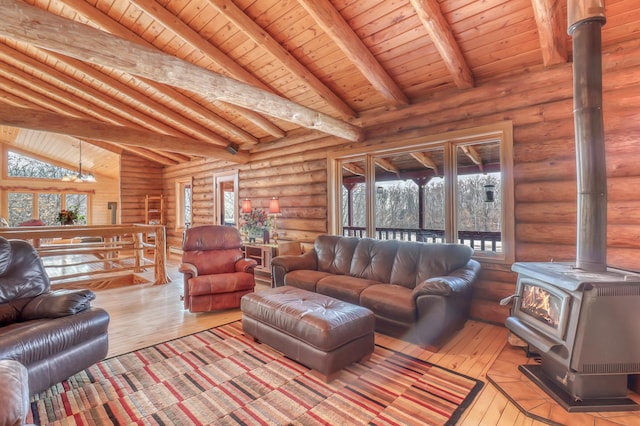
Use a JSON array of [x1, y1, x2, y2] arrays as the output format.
[[0, 224, 169, 285], [342, 226, 501, 252]]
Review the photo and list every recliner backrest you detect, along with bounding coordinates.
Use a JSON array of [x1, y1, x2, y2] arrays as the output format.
[[182, 225, 243, 275]]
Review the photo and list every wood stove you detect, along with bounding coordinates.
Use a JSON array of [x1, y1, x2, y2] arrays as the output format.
[[507, 262, 640, 411], [506, 0, 640, 412]]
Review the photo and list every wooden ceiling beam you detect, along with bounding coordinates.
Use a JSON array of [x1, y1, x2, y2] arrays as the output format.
[[461, 145, 484, 173], [206, 0, 357, 120], [411, 152, 439, 176], [0, 105, 249, 162], [297, 0, 408, 106], [408, 0, 474, 89], [58, 0, 282, 140], [0, 0, 362, 142], [530, 0, 568, 66], [0, 47, 226, 145], [0, 73, 186, 165], [342, 162, 365, 176], [375, 158, 400, 176], [3, 44, 236, 148], [48, 51, 259, 145], [110, 143, 179, 166]]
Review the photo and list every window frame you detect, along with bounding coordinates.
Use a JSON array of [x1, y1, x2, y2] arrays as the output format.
[[328, 121, 514, 265], [175, 178, 193, 231]]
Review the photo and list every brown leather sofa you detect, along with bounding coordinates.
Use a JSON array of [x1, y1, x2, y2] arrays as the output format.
[[271, 235, 481, 350], [0, 237, 110, 395]]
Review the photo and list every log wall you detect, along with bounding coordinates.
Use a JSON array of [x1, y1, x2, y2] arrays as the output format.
[[120, 152, 164, 225], [161, 37, 640, 325]]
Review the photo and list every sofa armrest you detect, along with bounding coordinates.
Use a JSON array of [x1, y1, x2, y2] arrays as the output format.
[[21, 289, 96, 320], [412, 259, 481, 298], [179, 262, 198, 279], [0, 360, 30, 426], [271, 250, 317, 286], [236, 257, 258, 273]]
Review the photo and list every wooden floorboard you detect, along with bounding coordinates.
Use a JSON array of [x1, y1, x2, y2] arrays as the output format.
[[86, 257, 636, 425]]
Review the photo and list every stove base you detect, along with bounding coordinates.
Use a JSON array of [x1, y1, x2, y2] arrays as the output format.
[[519, 365, 640, 412]]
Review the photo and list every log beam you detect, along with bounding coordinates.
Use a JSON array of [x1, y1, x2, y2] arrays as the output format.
[[408, 0, 474, 89], [297, 0, 408, 105], [530, 0, 568, 66], [0, 0, 362, 142], [205, 0, 357, 120], [0, 105, 249, 162]]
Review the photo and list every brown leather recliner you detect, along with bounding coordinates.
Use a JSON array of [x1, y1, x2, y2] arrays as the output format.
[[0, 237, 110, 395], [179, 225, 257, 313]]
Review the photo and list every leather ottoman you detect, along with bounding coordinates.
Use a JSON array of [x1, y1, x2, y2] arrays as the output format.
[[241, 286, 375, 381]]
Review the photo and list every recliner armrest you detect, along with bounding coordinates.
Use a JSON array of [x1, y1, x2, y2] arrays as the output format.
[[20, 289, 96, 320], [412, 259, 481, 298], [236, 257, 258, 273], [179, 262, 198, 279]]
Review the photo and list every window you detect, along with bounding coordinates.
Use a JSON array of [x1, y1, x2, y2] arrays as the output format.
[[328, 122, 514, 263], [7, 150, 75, 179], [176, 179, 192, 230], [212, 171, 239, 227], [7, 191, 87, 226]]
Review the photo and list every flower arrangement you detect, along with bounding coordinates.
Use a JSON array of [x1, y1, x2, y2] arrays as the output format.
[[57, 207, 83, 225], [239, 208, 272, 237]]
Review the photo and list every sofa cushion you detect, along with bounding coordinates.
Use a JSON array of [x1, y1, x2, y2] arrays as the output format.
[[389, 241, 423, 288], [316, 275, 379, 305], [359, 284, 416, 324], [350, 239, 397, 283], [315, 235, 359, 275], [284, 270, 333, 292]]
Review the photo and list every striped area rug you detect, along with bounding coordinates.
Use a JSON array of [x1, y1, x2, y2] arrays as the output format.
[[28, 321, 483, 425]]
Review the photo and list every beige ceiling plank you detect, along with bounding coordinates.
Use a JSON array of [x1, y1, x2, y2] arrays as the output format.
[[411, 152, 439, 176], [530, 0, 568, 66], [297, 0, 408, 106], [0, 105, 249, 162], [409, 0, 474, 89], [81, 139, 123, 155], [206, 0, 357, 120], [60, 0, 283, 140], [0, 0, 362, 142]]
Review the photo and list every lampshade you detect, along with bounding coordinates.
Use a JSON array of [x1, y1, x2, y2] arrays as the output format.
[[269, 197, 281, 214], [241, 199, 252, 213]]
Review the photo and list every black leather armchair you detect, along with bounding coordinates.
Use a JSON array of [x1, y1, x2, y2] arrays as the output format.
[[0, 237, 110, 395]]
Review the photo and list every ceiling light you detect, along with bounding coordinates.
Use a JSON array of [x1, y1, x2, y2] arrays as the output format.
[[62, 141, 96, 182]]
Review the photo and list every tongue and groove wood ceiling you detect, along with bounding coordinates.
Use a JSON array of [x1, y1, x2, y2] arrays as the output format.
[[0, 0, 637, 178]]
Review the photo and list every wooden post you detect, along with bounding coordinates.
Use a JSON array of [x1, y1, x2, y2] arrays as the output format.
[[153, 225, 170, 285]]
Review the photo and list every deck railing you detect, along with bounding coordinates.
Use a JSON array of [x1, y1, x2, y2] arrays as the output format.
[[342, 226, 501, 252], [0, 224, 169, 285]]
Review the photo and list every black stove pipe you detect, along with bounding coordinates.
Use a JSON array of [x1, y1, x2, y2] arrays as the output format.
[[568, 0, 607, 272]]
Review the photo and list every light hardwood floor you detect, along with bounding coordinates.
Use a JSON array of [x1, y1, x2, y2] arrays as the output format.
[[85, 260, 566, 426]]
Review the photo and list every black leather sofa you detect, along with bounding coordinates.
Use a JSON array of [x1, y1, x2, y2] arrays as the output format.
[[0, 236, 110, 395], [271, 235, 480, 350]]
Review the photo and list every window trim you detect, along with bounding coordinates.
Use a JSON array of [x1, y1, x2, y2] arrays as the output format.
[[328, 121, 514, 265], [175, 178, 192, 231]]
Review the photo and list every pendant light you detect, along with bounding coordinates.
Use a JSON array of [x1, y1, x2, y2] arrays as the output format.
[[61, 141, 96, 182]]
